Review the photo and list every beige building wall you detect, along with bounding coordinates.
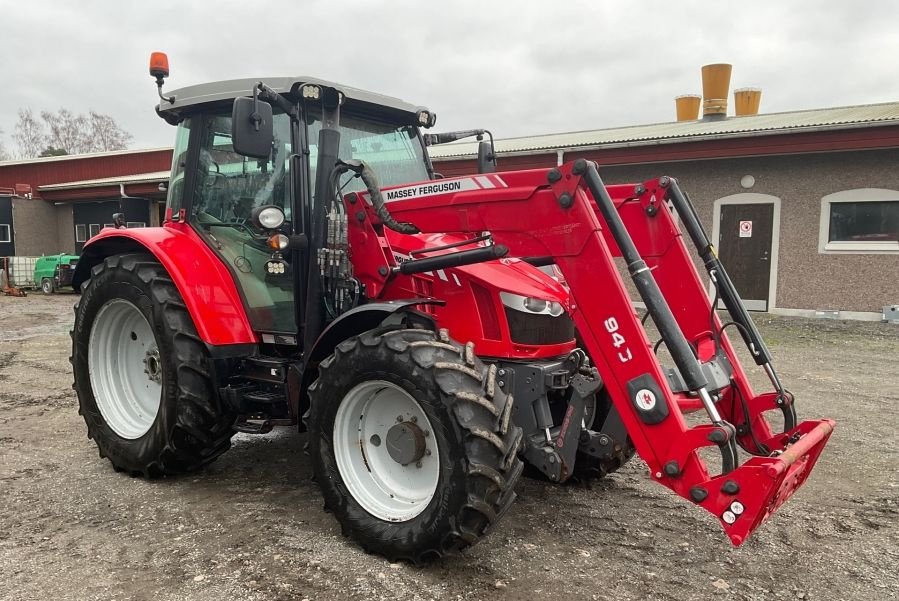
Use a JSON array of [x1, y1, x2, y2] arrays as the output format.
[[11, 198, 61, 256], [55, 204, 76, 255], [596, 148, 899, 314]]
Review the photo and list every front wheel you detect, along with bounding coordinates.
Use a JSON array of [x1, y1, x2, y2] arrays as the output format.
[[71, 253, 236, 477], [309, 326, 523, 562], [41, 278, 55, 295]]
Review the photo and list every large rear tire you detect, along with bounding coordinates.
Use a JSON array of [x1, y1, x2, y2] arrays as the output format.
[[309, 326, 523, 563], [71, 253, 236, 477]]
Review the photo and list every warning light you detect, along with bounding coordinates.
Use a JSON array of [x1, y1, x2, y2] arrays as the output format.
[[149, 52, 170, 79]]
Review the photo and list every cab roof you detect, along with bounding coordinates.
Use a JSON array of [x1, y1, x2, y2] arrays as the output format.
[[156, 77, 427, 120]]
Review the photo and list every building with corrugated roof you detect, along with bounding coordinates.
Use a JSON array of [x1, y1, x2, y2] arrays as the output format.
[[1, 97, 896, 319], [0, 148, 171, 258], [430, 101, 899, 320]]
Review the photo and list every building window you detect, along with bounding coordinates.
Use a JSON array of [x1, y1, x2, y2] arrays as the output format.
[[89, 224, 100, 239], [819, 189, 899, 254], [75, 224, 87, 242], [103, 223, 115, 229], [126, 221, 146, 228], [0, 224, 10, 243]]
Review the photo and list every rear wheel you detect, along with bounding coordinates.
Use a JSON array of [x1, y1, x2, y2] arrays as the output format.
[[71, 253, 237, 476], [41, 278, 54, 295], [309, 326, 523, 562]]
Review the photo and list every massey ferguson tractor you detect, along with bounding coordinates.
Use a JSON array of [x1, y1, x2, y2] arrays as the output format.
[[70, 53, 834, 562]]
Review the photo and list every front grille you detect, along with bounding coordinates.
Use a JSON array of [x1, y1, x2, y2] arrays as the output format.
[[506, 310, 575, 345]]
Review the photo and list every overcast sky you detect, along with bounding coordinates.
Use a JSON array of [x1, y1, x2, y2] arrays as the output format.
[[2, 0, 899, 155]]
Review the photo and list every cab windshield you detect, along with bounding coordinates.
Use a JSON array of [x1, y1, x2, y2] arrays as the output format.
[[307, 109, 430, 192]]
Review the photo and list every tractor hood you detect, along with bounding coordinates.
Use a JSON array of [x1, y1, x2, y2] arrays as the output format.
[[387, 231, 571, 305]]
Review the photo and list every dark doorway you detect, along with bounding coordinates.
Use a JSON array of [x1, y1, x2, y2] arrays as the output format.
[[718, 203, 775, 311]]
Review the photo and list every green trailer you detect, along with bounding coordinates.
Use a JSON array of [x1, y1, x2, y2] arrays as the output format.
[[33, 254, 80, 294]]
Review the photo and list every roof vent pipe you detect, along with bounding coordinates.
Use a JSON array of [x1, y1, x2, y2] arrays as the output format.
[[701, 63, 732, 119], [675, 94, 701, 121], [734, 87, 762, 116]]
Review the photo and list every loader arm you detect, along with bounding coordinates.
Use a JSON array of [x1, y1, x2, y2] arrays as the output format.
[[345, 160, 834, 546]]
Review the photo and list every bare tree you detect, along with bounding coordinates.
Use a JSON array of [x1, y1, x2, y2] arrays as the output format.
[[41, 109, 90, 154], [13, 109, 46, 158], [88, 110, 133, 152], [12, 108, 133, 158], [0, 135, 9, 161]]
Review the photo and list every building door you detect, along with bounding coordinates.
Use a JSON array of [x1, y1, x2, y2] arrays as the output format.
[[717, 203, 774, 311]]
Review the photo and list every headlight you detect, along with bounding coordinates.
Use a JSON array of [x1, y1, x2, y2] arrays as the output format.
[[251, 205, 286, 230], [524, 297, 547, 313], [268, 233, 290, 251], [500, 292, 565, 316]]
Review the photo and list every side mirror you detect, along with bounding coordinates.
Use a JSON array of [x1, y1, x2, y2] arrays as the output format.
[[477, 140, 496, 174], [232, 96, 273, 159]]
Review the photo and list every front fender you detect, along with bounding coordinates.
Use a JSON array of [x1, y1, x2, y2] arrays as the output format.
[[72, 224, 257, 346], [307, 299, 442, 363]]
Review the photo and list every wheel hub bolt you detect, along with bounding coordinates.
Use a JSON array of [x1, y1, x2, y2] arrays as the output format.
[[385, 421, 427, 466]]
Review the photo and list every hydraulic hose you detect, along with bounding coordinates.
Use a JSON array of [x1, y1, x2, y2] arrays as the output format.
[[333, 159, 420, 234]]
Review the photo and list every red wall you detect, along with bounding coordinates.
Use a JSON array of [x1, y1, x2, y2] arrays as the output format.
[[435, 153, 558, 177], [432, 126, 899, 173], [0, 149, 173, 197]]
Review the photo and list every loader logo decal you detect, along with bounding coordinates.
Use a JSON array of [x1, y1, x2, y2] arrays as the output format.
[[381, 175, 508, 202], [634, 388, 657, 412]]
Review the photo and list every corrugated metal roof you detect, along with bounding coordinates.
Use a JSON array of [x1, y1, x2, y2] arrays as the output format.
[[38, 171, 170, 191], [428, 101, 899, 159]]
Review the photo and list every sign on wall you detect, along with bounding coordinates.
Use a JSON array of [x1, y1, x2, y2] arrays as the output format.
[[739, 220, 753, 238]]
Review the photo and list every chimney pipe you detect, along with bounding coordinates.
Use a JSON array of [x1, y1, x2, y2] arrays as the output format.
[[675, 94, 701, 121], [701, 63, 732, 119], [734, 87, 762, 116]]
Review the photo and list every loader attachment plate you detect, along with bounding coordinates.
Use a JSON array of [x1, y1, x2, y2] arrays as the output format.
[[691, 419, 834, 545]]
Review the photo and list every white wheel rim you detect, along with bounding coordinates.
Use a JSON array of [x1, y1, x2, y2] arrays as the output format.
[[333, 380, 440, 522], [88, 299, 162, 439]]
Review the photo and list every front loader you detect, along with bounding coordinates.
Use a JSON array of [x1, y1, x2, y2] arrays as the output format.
[[70, 54, 833, 562]]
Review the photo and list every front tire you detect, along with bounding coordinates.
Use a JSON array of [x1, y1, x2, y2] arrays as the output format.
[[41, 278, 55, 295], [71, 253, 236, 477], [309, 326, 523, 562]]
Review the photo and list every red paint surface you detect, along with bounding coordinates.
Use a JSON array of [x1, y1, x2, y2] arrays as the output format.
[[83, 222, 256, 345]]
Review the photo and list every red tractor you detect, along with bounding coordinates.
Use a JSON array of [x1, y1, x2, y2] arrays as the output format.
[[70, 54, 834, 562]]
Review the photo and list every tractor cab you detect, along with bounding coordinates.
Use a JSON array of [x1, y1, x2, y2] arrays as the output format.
[[156, 74, 438, 338]]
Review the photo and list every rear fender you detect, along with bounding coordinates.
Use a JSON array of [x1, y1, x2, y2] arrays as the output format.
[[72, 225, 256, 346]]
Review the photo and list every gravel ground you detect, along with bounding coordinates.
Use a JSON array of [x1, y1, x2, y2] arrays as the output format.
[[0, 293, 897, 601]]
